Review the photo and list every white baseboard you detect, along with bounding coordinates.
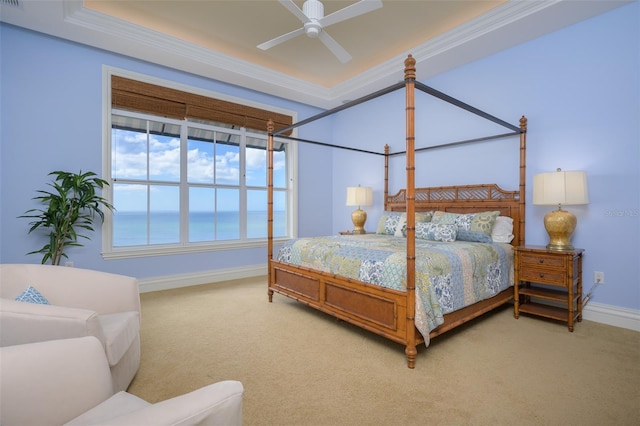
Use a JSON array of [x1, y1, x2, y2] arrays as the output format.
[[583, 301, 640, 332], [137, 264, 267, 293], [139, 267, 640, 332]]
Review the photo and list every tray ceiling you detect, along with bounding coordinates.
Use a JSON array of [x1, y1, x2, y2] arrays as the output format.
[[0, 0, 630, 108]]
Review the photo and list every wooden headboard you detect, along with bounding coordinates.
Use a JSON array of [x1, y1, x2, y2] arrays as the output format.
[[385, 183, 524, 247]]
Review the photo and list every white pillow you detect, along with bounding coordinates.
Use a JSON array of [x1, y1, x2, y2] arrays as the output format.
[[491, 216, 514, 243]]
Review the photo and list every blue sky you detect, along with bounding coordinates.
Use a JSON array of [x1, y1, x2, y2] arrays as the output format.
[[112, 126, 286, 212]]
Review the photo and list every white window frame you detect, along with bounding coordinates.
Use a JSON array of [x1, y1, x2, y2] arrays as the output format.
[[101, 66, 298, 259]]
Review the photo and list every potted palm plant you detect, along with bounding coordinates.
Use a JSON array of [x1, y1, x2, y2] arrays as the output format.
[[19, 170, 114, 265]]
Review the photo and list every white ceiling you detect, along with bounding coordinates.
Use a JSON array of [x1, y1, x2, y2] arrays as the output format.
[[0, 0, 631, 109]]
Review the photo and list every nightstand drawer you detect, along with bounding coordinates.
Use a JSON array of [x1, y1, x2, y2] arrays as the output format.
[[519, 268, 566, 286], [519, 253, 565, 269]]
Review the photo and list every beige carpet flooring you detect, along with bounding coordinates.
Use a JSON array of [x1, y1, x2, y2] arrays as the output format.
[[127, 276, 640, 425]]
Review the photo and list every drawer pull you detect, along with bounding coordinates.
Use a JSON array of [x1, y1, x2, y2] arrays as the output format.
[[539, 259, 544, 263], [539, 273, 545, 278]]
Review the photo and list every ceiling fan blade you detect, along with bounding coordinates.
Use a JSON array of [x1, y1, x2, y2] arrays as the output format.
[[318, 31, 352, 63], [278, 0, 310, 24], [319, 0, 382, 28], [257, 27, 305, 50]]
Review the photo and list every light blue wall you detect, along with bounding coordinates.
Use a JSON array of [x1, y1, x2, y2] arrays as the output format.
[[0, 24, 331, 278], [1, 2, 638, 312], [332, 2, 639, 311]]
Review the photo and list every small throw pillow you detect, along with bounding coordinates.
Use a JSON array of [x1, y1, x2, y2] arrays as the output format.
[[432, 210, 500, 243], [377, 212, 403, 235], [416, 222, 458, 242], [15, 286, 49, 304], [377, 211, 434, 236]]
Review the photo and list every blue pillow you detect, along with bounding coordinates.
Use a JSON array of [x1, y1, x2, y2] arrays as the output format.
[[416, 222, 458, 242], [431, 210, 499, 243], [15, 286, 49, 304]]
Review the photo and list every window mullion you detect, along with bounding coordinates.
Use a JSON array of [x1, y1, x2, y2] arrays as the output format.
[[239, 127, 247, 239], [146, 120, 151, 245], [180, 121, 189, 245]]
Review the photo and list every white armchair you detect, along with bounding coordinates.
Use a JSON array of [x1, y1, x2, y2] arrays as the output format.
[[0, 263, 141, 391], [0, 337, 244, 426]]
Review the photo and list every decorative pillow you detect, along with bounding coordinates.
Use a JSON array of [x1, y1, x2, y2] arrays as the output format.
[[377, 212, 403, 235], [416, 222, 458, 242], [396, 211, 435, 237], [491, 216, 515, 243], [14, 286, 49, 304], [431, 210, 500, 243], [376, 211, 433, 236]]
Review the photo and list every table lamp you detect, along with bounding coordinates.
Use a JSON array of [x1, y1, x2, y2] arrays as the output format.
[[346, 186, 372, 234], [533, 168, 588, 250]]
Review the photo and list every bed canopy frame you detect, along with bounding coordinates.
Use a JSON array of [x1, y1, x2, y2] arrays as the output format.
[[266, 55, 527, 368]]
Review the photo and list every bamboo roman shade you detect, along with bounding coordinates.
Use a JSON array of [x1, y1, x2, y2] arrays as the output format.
[[111, 76, 293, 135]]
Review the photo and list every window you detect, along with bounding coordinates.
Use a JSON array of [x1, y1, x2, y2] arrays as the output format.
[[102, 71, 296, 258]]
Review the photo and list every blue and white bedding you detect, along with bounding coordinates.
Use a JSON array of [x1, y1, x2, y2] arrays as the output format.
[[276, 234, 514, 341]]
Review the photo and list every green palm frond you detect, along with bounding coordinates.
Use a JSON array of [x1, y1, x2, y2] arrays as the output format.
[[18, 170, 115, 265]]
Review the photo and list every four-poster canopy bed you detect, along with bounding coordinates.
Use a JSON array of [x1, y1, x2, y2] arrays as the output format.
[[266, 55, 527, 368]]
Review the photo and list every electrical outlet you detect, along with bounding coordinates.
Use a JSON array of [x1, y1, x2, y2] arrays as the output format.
[[594, 271, 604, 284], [64, 261, 74, 267]]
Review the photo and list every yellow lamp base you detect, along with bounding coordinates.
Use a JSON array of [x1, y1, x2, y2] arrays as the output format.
[[351, 208, 368, 234], [544, 208, 577, 251]]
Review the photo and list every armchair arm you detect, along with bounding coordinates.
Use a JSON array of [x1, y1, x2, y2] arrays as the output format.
[[0, 298, 105, 347], [91, 381, 244, 426], [0, 337, 114, 426]]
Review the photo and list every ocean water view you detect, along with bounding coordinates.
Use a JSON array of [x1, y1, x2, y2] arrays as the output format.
[[113, 211, 286, 246]]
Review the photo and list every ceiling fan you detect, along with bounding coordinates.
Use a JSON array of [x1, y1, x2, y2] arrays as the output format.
[[257, 0, 383, 63]]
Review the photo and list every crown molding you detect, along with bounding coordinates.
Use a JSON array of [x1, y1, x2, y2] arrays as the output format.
[[62, 0, 559, 108], [61, 0, 333, 106]]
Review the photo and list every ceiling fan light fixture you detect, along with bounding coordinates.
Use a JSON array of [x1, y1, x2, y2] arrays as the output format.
[[304, 21, 322, 38]]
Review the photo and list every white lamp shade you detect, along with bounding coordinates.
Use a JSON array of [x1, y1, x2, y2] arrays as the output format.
[[346, 186, 373, 207], [533, 170, 589, 206]]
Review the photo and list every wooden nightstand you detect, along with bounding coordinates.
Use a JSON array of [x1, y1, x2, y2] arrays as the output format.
[[514, 245, 584, 331]]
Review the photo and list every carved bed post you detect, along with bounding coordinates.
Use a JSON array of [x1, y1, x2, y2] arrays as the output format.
[[267, 119, 274, 302], [404, 55, 417, 368], [519, 116, 527, 246], [384, 144, 389, 211]]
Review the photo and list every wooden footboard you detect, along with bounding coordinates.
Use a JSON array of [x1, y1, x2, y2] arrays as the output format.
[[269, 260, 423, 348], [269, 258, 513, 368]]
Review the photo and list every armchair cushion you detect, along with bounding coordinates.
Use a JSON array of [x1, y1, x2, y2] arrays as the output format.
[[65, 391, 150, 425]]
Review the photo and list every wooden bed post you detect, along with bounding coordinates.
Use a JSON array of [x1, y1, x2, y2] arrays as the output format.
[[384, 144, 389, 211], [404, 55, 418, 368], [519, 116, 527, 246], [267, 119, 274, 302]]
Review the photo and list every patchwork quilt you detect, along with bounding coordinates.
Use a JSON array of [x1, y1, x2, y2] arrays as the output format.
[[276, 234, 514, 341]]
